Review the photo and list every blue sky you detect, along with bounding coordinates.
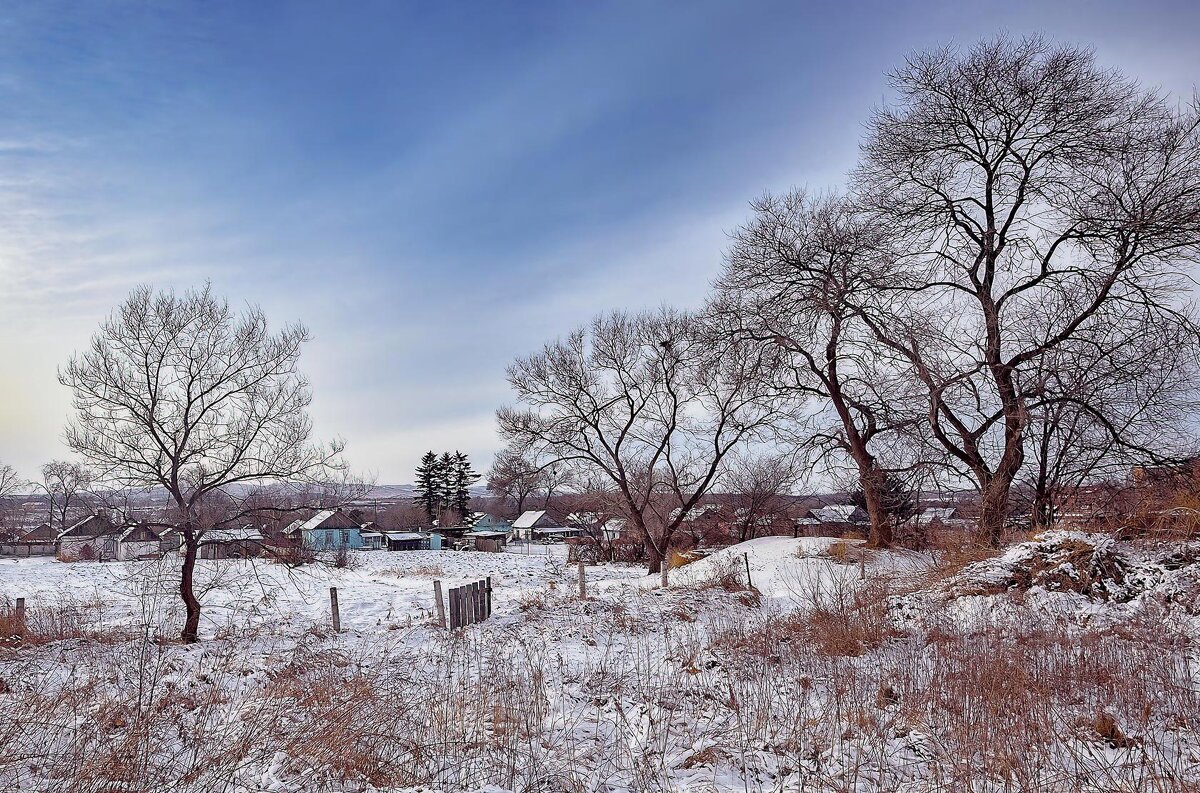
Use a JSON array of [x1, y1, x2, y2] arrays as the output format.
[[0, 0, 1198, 483]]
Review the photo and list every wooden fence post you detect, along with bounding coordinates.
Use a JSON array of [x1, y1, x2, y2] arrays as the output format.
[[577, 561, 587, 600], [329, 587, 341, 633], [743, 553, 753, 589], [433, 580, 446, 628], [485, 576, 492, 617], [15, 597, 26, 632], [448, 585, 459, 629]]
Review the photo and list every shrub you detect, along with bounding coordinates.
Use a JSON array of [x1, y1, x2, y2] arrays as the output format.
[[333, 545, 360, 570], [275, 543, 317, 566]]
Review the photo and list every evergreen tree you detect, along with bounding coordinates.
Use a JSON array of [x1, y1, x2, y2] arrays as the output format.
[[413, 450, 441, 522], [450, 450, 479, 523], [438, 451, 453, 515], [851, 473, 916, 523]]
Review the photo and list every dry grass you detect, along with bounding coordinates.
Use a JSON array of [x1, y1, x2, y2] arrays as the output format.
[[2, 558, 1199, 792], [667, 549, 704, 570]]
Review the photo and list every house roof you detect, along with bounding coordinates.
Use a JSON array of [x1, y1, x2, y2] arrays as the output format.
[[919, 507, 958, 521], [298, 509, 360, 532], [811, 504, 858, 523], [58, 514, 118, 540], [20, 523, 56, 541], [670, 503, 721, 522], [205, 525, 263, 542], [384, 531, 427, 541], [117, 524, 161, 542], [512, 510, 547, 529]]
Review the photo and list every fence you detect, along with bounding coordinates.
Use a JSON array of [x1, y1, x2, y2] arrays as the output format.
[[446, 578, 492, 629], [0, 543, 56, 557]]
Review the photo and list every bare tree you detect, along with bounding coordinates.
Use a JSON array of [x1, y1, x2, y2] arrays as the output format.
[[0, 461, 27, 541], [40, 460, 93, 530], [60, 284, 347, 642], [486, 444, 569, 516], [499, 308, 790, 581], [712, 190, 933, 546], [853, 35, 1200, 543], [1021, 315, 1200, 526], [723, 453, 799, 543]]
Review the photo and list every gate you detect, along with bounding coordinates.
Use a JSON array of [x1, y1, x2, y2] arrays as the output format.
[[447, 577, 492, 629]]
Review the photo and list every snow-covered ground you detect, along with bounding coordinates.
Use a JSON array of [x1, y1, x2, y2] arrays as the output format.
[[2, 534, 1198, 792]]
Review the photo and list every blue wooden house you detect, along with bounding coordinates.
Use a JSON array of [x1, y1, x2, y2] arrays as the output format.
[[298, 509, 364, 550], [471, 512, 512, 534]]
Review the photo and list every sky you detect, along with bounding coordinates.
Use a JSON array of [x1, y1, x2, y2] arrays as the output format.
[[0, 0, 1198, 484]]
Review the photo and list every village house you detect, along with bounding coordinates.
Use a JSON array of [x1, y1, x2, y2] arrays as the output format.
[[297, 509, 364, 551], [470, 512, 512, 533], [57, 515, 161, 561], [200, 525, 266, 560], [511, 510, 581, 542], [793, 503, 869, 537], [158, 526, 183, 555], [566, 511, 627, 542]]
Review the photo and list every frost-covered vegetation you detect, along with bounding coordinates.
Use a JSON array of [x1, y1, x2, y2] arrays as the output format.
[[2, 537, 1198, 792]]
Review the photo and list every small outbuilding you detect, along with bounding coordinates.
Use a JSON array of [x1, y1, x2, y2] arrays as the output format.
[[0, 523, 58, 557], [467, 530, 509, 552], [385, 531, 441, 551]]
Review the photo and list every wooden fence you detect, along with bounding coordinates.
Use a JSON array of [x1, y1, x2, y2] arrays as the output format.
[[446, 577, 492, 629]]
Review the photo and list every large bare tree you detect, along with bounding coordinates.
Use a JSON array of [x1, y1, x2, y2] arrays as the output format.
[[60, 284, 346, 642], [712, 190, 931, 546], [853, 35, 1200, 543], [499, 308, 790, 581]]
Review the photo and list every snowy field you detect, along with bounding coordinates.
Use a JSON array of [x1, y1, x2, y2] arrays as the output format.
[[2, 534, 1199, 792]]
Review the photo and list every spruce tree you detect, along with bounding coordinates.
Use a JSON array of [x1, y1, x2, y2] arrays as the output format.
[[413, 450, 441, 522], [438, 452, 454, 522], [450, 450, 479, 523]]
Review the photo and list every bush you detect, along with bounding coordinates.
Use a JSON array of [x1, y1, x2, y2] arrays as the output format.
[[275, 543, 317, 566], [333, 545, 360, 570]]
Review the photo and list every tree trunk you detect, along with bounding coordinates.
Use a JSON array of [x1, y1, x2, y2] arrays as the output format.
[[180, 533, 202, 643], [646, 543, 663, 575], [850, 454, 893, 548], [859, 473, 893, 548], [1031, 489, 1055, 530], [978, 478, 1013, 548]]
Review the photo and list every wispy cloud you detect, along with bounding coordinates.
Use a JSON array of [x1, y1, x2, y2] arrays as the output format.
[[0, 1, 1197, 481]]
